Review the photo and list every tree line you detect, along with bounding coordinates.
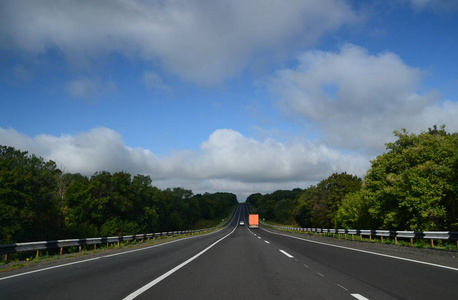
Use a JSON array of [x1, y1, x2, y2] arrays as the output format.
[[0, 145, 237, 244], [247, 126, 458, 231]]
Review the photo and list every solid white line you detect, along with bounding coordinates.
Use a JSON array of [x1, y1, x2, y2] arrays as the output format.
[[279, 249, 294, 258], [0, 230, 222, 281], [351, 293, 369, 300], [0, 207, 242, 282], [337, 284, 348, 291], [261, 228, 458, 272], [0, 257, 101, 281], [122, 209, 241, 300]]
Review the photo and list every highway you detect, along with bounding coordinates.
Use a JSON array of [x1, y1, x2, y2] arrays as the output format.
[[1, 203, 457, 299]]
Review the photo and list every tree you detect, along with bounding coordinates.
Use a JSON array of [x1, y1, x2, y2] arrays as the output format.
[[0, 146, 61, 243], [295, 173, 362, 228], [364, 126, 458, 230], [294, 185, 317, 227]]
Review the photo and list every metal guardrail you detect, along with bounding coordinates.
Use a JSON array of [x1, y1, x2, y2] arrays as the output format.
[[0, 230, 207, 257], [265, 224, 458, 248], [1, 206, 238, 258]]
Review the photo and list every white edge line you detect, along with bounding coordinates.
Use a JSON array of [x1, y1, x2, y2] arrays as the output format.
[[261, 228, 458, 272], [123, 213, 240, 300], [0, 232, 215, 282], [0, 207, 242, 282], [0, 257, 101, 281]]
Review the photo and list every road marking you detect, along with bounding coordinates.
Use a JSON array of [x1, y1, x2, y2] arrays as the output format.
[[279, 250, 294, 258], [0, 231, 223, 281], [303, 264, 309, 268], [0, 257, 101, 281], [0, 207, 242, 282], [317, 272, 324, 277], [337, 284, 348, 291], [351, 294, 369, 300], [258, 236, 261, 239], [122, 210, 241, 300], [264, 240, 270, 244], [261, 228, 458, 272]]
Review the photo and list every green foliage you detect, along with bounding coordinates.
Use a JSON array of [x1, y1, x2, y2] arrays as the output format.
[[0, 145, 238, 244], [247, 189, 303, 223], [335, 190, 375, 229], [295, 173, 362, 228], [362, 125, 458, 230], [0, 146, 61, 243]]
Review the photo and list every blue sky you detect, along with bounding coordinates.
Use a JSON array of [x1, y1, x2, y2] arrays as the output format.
[[1, 0, 457, 200]]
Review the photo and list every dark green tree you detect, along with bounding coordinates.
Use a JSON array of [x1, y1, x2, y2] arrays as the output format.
[[364, 126, 458, 230], [0, 146, 61, 243]]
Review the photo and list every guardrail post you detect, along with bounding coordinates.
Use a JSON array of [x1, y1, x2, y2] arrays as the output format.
[[381, 236, 384, 243], [36, 250, 40, 258], [410, 238, 414, 246], [94, 244, 97, 250], [60, 247, 63, 255], [395, 236, 398, 245], [4, 254, 7, 261], [430, 239, 434, 248]]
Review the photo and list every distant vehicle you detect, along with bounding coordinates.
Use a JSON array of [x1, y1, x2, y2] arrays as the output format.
[[239, 221, 245, 226], [248, 214, 259, 229]]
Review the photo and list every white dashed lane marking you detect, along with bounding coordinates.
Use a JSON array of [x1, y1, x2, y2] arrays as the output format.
[[351, 294, 369, 300], [279, 250, 294, 258]]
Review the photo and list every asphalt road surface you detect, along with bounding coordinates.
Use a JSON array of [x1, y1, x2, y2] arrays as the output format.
[[1, 204, 457, 299]]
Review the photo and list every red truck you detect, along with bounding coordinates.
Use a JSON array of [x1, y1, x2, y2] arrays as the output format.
[[248, 214, 259, 229]]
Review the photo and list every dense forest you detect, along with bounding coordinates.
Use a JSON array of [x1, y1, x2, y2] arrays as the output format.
[[0, 145, 237, 244], [248, 126, 458, 231], [1, 126, 457, 244]]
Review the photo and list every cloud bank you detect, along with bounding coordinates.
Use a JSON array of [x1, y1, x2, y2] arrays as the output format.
[[271, 44, 458, 153], [0, 127, 369, 200], [0, 0, 358, 85]]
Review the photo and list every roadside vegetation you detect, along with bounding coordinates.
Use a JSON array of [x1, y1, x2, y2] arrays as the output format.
[[248, 125, 458, 232], [0, 145, 238, 245]]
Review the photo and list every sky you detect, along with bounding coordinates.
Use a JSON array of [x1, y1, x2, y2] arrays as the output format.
[[1, 0, 457, 201]]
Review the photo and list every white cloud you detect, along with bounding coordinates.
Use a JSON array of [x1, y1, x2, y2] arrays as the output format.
[[143, 71, 169, 91], [66, 77, 116, 99], [404, 0, 458, 11], [12, 65, 32, 81], [0, 0, 359, 85], [0, 126, 369, 201], [271, 44, 458, 153]]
